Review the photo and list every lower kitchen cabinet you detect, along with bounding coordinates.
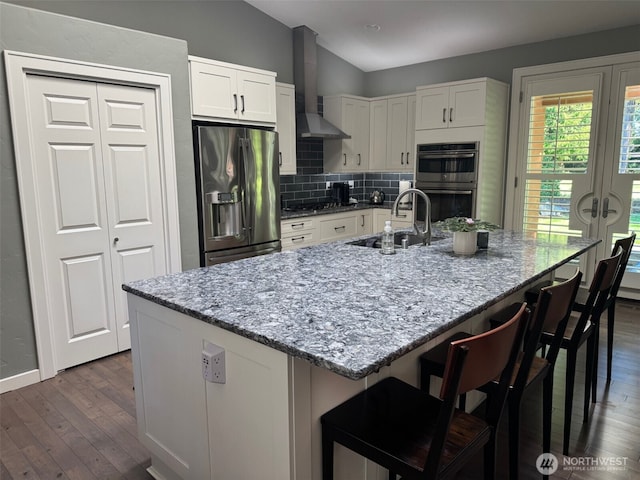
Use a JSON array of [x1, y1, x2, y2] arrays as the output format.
[[281, 210, 373, 251], [281, 217, 317, 251], [373, 208, 414, 233]]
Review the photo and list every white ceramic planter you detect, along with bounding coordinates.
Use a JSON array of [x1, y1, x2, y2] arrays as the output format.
[[453, 231, 478, 255]]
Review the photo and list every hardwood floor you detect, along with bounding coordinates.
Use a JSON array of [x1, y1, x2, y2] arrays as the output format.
[[1, 300, 638, 479]]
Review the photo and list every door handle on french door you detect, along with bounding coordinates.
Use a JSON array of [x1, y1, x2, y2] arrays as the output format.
[[582, 197, 599, 218], [602, 197, 617, 218]]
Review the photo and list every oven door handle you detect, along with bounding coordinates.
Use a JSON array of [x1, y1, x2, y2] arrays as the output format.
[[420, 189, 474, 195], [418, 152, 476, 159]]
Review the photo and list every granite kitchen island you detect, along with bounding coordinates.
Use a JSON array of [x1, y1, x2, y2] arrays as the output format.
[[123, 231, 598, 480]]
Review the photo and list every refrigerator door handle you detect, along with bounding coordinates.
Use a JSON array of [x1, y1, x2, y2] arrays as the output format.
[[239, 137, 251, 237]]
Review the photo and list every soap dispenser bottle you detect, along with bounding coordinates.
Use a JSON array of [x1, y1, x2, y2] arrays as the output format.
[[381, 220, 395, 255]]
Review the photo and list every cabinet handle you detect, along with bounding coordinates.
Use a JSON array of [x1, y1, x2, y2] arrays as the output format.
[[241, 95, 245, 113], [442, 108, 446, 123], [360, 215, 365, 227], [334, 225, 346, 232], [357, 153, 361, 166], [343, 153, 347, 166], [406, 152, 410, 165], [582, 197, 599, 218], [233, 94, 238, 113], [113, 237, 119, 244], [291, 222, 305, 229], [279, 152, 282, 166], [291, 236, 305, 243], [602, 197, 617, 218], [449, 107, 454, 123], [400, 152, 404, 165]]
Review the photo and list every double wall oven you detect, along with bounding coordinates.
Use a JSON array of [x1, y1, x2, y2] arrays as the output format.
[[415, 141, 479, 222]]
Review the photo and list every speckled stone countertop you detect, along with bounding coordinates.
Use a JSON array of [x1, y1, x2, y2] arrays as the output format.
[[281, 202, 399, 220], [123, 231, 598, 380]]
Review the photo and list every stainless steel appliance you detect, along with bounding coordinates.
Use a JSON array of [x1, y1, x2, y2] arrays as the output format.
[[194, 124, 281, 266], [415, 142, 478, 222]]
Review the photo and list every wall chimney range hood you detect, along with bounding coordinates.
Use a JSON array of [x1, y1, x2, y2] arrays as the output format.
[[293, 25, 350, 139]]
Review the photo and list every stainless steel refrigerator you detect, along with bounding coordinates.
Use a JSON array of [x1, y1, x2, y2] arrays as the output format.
[[194, 124, 281, 266]]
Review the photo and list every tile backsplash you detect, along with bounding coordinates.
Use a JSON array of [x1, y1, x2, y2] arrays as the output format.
[[280, 95, 413, 209], [279, 136, 413, 208]]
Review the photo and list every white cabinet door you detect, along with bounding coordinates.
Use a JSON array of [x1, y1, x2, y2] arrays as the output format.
[[189, 57, 276, 124], [416, 81, 486, 130], [416, 85, 450, 130], [190, 61, 238, 119], [448, 82, 486, 128], [369, 99, 388, 171], [237, 70, 277, 123], [26, 75, 167, 370], [356, 211, 373, 236], [276, 83, 297, 175], [324, 96, 369, 173], [387, 96, 409, 171]]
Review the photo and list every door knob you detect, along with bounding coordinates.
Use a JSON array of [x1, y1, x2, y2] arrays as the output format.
[[113, 237, 120, 244]]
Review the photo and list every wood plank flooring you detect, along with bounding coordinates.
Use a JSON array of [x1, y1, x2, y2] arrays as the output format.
[[1, 300, 638, 479]]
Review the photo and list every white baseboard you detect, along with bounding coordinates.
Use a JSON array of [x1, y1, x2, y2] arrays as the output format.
[[0, 369, 40, 394]]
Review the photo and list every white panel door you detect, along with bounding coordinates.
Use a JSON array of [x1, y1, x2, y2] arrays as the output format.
[[26, 75, 118, 369], [25, 75, 167, 369], [97, 83, 167, 350]]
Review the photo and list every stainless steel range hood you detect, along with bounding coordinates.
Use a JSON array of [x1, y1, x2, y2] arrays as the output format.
[[293, 26, 350, 139]]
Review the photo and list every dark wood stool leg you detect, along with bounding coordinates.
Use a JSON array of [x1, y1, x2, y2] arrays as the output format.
[[590, 323, 599, 405], [322, 428, 334, 480], [607, 302, 616, 383], [585, 335, 595, 421], [508, 395, 521, 480], [563, 351, 577, 456], [542, 375, 553, 480], [484, 429, 497, 480]]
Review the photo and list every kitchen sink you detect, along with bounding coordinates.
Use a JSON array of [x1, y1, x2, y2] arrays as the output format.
[[347, 232, 444, 249]]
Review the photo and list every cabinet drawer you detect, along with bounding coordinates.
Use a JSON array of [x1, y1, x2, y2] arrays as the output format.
[[319, 215, 358, 242], [281, 231, 317, 250], [281, 218, 315, 235]]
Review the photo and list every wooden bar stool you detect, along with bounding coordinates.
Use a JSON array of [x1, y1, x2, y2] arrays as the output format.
[[525, 233, 635, 384], [420, 269, 582, 480], [320, 304, 528, 480]]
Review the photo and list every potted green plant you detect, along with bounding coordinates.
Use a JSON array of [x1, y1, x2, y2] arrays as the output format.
[[434, 217, 500, 254]]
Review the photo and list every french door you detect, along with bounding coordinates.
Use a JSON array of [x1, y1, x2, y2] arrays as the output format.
[[507, 55, 639, 298]]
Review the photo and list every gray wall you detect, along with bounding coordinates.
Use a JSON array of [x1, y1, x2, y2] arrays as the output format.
[[365, 25, 640, 97], [0, 0, 638, 381], [0, 2, 195, 378]]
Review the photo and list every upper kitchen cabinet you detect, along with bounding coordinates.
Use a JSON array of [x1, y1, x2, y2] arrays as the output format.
[[415, 78, 507, 130], [370, 94, 416, 172], [276, 83, 296, 175], [323, 95, 370, 173], [189, 56, 276, 125]]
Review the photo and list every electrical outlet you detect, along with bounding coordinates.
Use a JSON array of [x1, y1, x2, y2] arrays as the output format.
[[326, 181, 331, 189], [202, 342, 226, 384], [348, 180, 354, 188]]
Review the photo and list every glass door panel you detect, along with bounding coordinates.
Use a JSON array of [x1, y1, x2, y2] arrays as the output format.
[[518, 73, 604, 279], [600, 64, 640, 294]]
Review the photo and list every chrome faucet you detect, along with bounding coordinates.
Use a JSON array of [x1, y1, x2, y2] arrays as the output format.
[[392, 188, 432, 245]]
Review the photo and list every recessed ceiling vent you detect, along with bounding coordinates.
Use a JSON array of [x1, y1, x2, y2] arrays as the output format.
[[293, 25, 350, 139]]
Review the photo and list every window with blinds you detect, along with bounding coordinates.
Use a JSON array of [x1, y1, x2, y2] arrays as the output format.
[[522, 91, 593, 240], [619, 85, 640, 174]]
